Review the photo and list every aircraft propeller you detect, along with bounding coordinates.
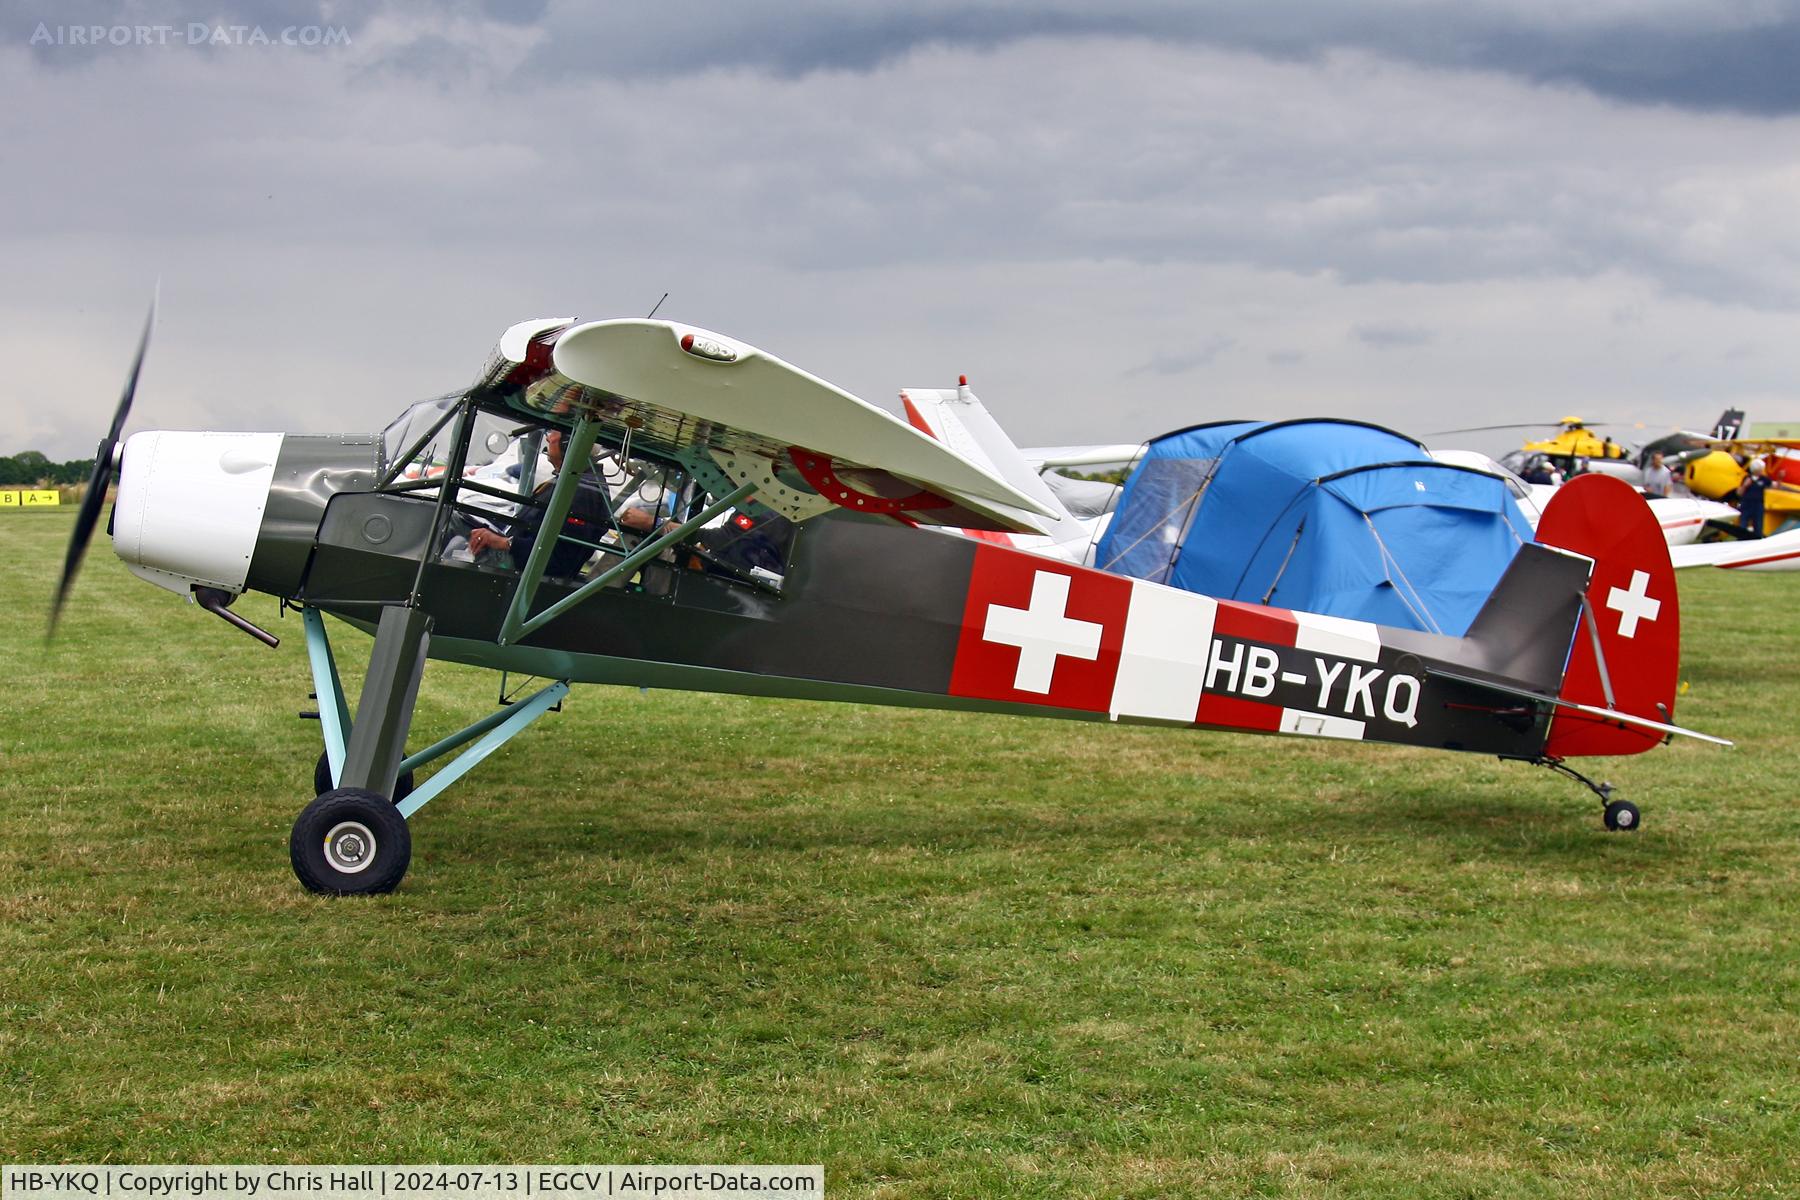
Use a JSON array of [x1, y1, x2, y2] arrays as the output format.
[[48, 295, 156, 639]]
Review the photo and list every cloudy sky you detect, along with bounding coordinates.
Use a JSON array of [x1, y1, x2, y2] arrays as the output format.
[[6, 0, 1800, 461]]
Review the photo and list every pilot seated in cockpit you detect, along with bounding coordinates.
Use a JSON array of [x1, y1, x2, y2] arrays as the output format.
[[466, 428, 659, 577]]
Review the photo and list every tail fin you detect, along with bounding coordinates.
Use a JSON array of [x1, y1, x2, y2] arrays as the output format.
[[1534, 474, 1680, 757], [900, 382, 1089, 545]]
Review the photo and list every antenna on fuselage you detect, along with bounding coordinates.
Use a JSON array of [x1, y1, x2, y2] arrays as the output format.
[[646, 292, 669, 319]]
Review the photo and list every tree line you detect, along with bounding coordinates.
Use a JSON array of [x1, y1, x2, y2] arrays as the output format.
[[0, 451, 96, 486]]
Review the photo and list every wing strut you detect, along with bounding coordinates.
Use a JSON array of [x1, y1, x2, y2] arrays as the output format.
[[497, 417, 604, 644], [496, 445, 756, 645]]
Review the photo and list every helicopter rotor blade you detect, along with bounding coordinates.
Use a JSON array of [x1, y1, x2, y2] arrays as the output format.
[[48, 294, 157, 639], [1429, 419, 1627, 438], [1426, 422, 1560, 437]]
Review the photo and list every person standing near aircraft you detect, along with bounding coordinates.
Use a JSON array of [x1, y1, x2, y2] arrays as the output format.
[[1642, 451, 1674, 497], [1732, 458, 1772, 537]]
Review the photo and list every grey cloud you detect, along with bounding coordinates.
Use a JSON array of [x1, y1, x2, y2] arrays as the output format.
[[479, 0, 548, 26], [18, 1, 1800, 113], [1126, 337, 1236, 377], [502, 0, 1800, 115], [365, 30, 490, 79], [7, 15, 1800, 462], [1353, 324, 1434, 349]]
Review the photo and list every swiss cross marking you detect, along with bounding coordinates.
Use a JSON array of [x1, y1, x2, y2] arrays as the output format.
[[1605, 569, 1661, 639], [982, 571, 1104, 693]]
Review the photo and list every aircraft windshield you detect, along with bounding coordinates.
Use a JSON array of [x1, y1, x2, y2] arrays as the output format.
[[380, 395, 518, 482]]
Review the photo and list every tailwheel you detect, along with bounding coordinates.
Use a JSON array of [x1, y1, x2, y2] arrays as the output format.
[[1603, 798, 1641, 833], [313, 750, 414, 803], [290, 789, 411, 895], [1525, 755, 1645, 832]]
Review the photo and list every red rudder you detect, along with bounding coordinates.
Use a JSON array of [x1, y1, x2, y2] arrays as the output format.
[[1534, 474, 1680, 757]]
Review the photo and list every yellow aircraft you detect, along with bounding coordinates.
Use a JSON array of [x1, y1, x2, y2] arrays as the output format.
[[1521, 417, 1632, 463], [1683, 441, 1800, 538]]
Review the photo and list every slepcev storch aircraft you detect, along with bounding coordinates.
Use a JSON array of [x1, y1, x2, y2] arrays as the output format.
[[50, 308, 1730, 894]]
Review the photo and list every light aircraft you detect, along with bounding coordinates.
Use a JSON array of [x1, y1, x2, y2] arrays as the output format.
[[51, 308, 1729, 895], [1681, 440, 1800, 535], [1665, 436, 1800, 570]]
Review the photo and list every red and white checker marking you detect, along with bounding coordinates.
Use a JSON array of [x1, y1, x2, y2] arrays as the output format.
[[949, 546, 1385, 737]]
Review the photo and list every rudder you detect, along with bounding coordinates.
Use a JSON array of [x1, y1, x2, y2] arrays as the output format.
[[1534, 474, 1680, 757]]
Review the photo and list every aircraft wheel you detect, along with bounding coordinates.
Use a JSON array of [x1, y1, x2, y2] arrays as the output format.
[[313, 750, 413, 803], [1603, 798, 1641, 833], [290, 789, 411, 895]]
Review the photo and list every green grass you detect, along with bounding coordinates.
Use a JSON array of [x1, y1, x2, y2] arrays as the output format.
[[3, 509, 1797, 1197]]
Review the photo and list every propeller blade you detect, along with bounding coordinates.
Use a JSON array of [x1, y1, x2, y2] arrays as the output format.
[[48, 295, 157, 638]]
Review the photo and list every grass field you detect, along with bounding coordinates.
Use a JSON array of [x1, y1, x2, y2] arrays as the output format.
[[3, 509, 1796, 1197]]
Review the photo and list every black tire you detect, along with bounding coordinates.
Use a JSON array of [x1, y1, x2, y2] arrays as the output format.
[[314, 750, 414, 803], [290, 788, 412, 895], [1603, 798, 1641, 833]]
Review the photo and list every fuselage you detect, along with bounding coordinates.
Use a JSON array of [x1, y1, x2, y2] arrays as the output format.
[[103, 426, 1575, 761]]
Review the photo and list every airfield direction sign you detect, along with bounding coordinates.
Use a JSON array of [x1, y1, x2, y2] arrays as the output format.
[[0, 490, 61, 507]]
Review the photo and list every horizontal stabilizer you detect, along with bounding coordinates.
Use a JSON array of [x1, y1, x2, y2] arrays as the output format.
[[1427, 668, 1731, 746], [1458, 542, 1591, 694]]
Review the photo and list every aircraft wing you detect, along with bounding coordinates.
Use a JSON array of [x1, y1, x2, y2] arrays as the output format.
[[476, 319, 1059, 535], [1698, 436, 1800, 450], [1668, 527, 1800, 571], [1019, 443, 1146, 471]]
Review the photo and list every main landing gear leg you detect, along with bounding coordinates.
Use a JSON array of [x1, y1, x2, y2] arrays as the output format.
[[292, 606, 432, 895], [1530, 756, 1641, 832], [291, 607, 571, 895]]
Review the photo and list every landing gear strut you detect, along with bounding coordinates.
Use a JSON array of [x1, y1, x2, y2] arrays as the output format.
[[293, 605, 572, 894], [1531, 756, 1641, 832], [314, 750, 413, 803]]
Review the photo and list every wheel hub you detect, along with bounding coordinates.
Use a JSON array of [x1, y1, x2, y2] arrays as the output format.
[[324, 820, 377, 873]]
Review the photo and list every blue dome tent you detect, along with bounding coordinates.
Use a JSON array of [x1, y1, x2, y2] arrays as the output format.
[[1093, 419, 1533, 635]]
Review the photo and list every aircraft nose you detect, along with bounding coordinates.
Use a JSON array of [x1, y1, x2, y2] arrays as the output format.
[[112, 430, 286, 594]]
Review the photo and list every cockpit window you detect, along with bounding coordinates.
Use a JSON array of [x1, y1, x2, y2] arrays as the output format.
[[380, 395, 456, 479], [380, 395, 518, 483], [685, 506, 795, 587], [433, 427, 797, 595]]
